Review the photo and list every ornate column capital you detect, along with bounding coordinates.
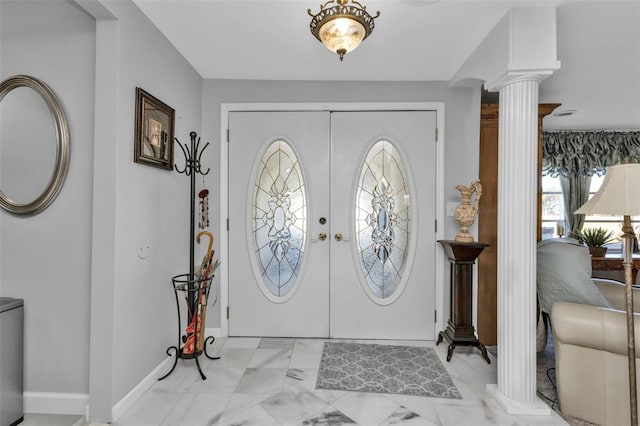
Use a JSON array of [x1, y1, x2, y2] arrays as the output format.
[[485, 66, 559, 92]]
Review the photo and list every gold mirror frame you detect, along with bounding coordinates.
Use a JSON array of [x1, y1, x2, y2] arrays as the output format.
[[0, 75, 70, 216]]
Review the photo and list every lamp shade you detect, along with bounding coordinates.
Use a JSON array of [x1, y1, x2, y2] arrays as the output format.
[[319, 17, 366, 57], [574, 163, 640, 216]]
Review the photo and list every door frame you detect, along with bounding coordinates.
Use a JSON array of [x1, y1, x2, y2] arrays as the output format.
[[219, 102, 445, 338]]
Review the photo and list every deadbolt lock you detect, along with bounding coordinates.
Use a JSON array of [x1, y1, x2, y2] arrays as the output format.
[[319, 232, 327, 241]]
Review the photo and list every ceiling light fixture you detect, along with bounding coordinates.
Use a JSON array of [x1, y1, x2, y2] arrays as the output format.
[[308, 0, 380, 62]]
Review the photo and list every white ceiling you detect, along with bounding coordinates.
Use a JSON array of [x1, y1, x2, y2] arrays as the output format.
[[133, 0, 640, 130]]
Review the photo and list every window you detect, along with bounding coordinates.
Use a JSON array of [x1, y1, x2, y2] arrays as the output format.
[[252, 140, 307, 300], [355, 140, 411, 302], [541, 174, 640, 254], [540, 175, 563, 240]]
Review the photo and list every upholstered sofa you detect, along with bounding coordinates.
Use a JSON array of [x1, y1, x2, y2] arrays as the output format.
[[594, 278, 640, 312], [551, 280, 640, 426]]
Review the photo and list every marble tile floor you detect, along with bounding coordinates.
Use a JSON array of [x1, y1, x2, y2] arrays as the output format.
[[26, 337, 570, 426]]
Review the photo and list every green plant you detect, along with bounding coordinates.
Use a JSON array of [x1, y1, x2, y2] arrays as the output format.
[[574, 227, 617, 247]]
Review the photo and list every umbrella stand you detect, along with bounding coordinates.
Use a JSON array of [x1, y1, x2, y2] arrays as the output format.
[[159, 132, 220, 381]]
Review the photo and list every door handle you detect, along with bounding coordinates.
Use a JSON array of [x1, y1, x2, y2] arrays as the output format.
[[312, 232, 327, 242], [335, 233, 350, 242]]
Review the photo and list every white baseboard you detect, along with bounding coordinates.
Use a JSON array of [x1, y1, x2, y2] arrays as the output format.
[[111, 355, 174, 421], [206, 327, 223, 338], [24, 392, 88, 415], [111, 329, 221, 420], [103, 329, 223, 421]]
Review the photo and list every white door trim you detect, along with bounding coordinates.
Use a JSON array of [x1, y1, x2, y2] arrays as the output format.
[[219, 102, 445, 338]]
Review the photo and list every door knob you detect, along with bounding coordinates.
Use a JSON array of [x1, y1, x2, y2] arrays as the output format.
[[334, 233, 350, 242], [311, 232, 328, 242]]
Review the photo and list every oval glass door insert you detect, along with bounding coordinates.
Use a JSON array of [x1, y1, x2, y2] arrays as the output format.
[[355, 140, 411, 302], [253, 140, 307, 301]]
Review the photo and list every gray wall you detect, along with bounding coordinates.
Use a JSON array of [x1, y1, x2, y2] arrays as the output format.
[[1, 0, 204, 419], [201, 79, 482, 329], [1, 0, 96, 396], [86, 0, 203, 416]]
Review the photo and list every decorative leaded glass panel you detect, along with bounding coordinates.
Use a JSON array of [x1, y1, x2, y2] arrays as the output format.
[[355, 140, 411, 299], [253, 140, 307, 298]]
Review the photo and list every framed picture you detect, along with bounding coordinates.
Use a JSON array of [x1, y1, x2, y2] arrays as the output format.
[[134, 87, 175, 170]]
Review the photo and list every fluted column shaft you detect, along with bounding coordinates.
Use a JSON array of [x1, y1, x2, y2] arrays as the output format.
[[486, 77, 551, 414], [497, 78, 538, 400]]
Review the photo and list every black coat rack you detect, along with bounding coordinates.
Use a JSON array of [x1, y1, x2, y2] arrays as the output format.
[[159, 131, 219, 381], [174, 131, 210, 314]]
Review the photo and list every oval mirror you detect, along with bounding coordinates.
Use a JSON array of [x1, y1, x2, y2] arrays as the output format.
[[0, 75, 70, 215]]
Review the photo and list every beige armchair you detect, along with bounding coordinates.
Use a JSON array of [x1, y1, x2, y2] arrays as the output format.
[[551, 282, 640, 426]]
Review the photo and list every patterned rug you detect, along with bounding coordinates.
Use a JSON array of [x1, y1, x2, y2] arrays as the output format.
[[315, 342, 462, 399]]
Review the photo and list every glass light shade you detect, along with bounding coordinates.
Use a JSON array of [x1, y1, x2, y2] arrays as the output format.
[[575, 163, 640, 216], [319, 17, 366, 58]]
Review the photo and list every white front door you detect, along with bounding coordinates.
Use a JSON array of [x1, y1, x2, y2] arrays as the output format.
[[228, 111, 330, 337], [228, 110, 437, 339], [330, 111, 437, 340]]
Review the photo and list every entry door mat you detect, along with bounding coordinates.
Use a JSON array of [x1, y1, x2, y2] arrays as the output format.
[[316, 342, 462, 399]]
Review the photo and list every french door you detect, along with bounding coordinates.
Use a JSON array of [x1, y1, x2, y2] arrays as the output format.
[[228, 110, 437, 339], [229, 111, 330, 337]]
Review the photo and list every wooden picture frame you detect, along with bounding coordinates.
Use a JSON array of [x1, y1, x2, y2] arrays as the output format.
[[134, 87, 175, 170]]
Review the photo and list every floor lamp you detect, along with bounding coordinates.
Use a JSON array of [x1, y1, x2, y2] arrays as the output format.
[[575, 162, 640, 426]]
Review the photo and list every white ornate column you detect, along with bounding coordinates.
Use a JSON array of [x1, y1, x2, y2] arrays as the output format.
[[485, 75, 551, 415], [449, 6, 560, 416]]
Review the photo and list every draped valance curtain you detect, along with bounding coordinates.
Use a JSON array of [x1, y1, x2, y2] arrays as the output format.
[[542, 130, 640, 237], [543, 130, 640, 177]]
